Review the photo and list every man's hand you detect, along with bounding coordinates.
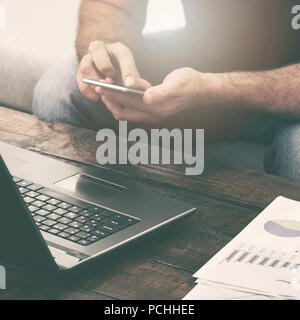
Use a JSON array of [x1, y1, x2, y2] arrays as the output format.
[[77, 40, 144, 103], [98, 67, 222, 123]]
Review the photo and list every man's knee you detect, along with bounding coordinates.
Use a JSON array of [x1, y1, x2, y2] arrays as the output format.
[[33, 72, 64, 122], [32, 56, 90, 127], [264, 122, 300, 181]]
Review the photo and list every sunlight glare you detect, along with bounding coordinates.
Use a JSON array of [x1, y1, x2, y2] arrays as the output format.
[[143, 0, 186, 34]]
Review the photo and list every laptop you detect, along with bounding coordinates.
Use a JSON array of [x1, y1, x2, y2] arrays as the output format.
[[0, 141, 196, 276]]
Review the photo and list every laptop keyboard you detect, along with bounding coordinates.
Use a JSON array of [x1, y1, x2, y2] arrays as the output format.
[[13, 177, 139, 246]]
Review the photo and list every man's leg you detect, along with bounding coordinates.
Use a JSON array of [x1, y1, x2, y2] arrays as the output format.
[[236, 114, 300, 182], [264, 120, 300, 181], [33, 55, 117, 130]]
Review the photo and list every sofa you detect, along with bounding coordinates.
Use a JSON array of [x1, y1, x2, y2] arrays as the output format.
[[0, 0, 265, 172]]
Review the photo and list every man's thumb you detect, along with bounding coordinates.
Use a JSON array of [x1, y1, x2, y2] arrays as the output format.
[[143, 85, 167, 106]]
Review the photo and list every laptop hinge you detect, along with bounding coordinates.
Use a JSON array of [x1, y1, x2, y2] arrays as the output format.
[[47, 242, 89, 269]]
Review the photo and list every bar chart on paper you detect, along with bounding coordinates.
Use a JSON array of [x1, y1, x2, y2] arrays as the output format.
[[188, 198, 300, 299], [221, 243, 300, 271]]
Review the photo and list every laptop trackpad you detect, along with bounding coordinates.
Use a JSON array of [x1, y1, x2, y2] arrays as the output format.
[[54, 173, 125, 201]]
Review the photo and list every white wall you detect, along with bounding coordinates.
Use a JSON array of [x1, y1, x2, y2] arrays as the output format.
[[143, 0, 186, 34]]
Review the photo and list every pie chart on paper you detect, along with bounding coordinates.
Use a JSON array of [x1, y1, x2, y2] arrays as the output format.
[[264, 220, 300, 237]]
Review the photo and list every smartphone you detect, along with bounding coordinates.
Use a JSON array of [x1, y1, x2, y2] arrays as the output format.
[[83, 78, 145, 96]]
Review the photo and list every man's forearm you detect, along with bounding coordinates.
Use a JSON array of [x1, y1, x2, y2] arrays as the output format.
[[219, 64, 300, 119], [76, 0, 147, 60]]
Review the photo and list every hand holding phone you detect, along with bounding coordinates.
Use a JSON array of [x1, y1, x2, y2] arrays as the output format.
[[77, 41, 144, 103]]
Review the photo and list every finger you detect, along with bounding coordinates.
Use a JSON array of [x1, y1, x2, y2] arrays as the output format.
[[80, 53, 101, 81], [100, 88, 143, 111], [143, 70, 181, 106], [79, 53, 107, 98], [89, 41, 116, 79], [77, 71, 101, 102], [108, 42, 140, 87], [143, 82, 172, 106], [101, 96, 124, 120], [93, 77, 115, 96], [105, 77, 114, 84], [135, 78, 152, 91], [102, 96, 157, 123], [95, 77, 150, 97], [98, 77, 151, 110]]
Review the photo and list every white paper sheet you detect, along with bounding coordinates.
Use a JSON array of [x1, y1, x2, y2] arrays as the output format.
[[184, 197, 300, 300], [183, 282, 281, 300]]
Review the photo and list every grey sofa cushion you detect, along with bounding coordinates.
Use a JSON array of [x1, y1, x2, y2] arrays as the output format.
[[0, 0, 80, 112]]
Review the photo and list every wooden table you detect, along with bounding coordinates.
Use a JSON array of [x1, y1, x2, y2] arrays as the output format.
[[1, 106, 300, 300]]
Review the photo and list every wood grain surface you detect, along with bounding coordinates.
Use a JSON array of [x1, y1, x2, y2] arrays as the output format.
[[0, 106, 299, 300]]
